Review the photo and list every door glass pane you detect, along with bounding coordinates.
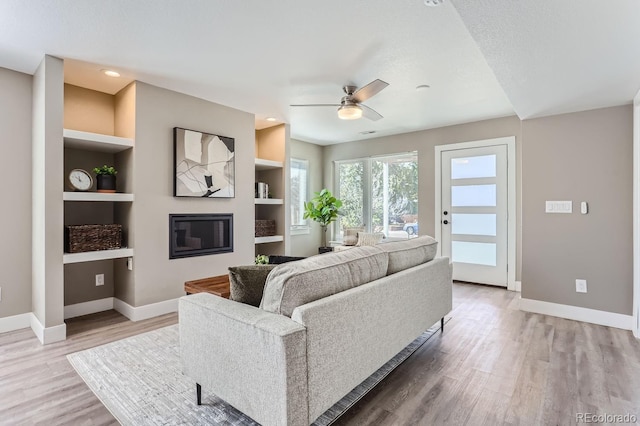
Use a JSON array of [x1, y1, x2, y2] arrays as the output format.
[[451, 214, 496, 236], [451, 155, 496, 179], [452, 241, 497, 266], [451, 184, 496, 207]]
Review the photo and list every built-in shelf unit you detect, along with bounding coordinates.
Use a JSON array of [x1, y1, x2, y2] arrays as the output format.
[[63, 128, 135, 262], [254, 124, 289, 255]]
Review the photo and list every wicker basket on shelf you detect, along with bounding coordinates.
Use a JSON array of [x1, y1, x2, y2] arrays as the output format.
[[255, 220, 276, 237], [65, 224, 122, 253]]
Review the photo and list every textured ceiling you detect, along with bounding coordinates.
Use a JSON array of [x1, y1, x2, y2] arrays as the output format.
[[1, 1, 638, 144], [451, 0, 640, 119]]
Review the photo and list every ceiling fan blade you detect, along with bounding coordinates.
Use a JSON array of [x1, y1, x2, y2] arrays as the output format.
[[352, 79, 389, 103], [360, 104, 384, 121], [290, 104, 341, 107]]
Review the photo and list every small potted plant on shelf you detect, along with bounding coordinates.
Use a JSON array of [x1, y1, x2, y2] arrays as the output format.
[[303, 188, 342, 254], [93, 165, 118, 193]]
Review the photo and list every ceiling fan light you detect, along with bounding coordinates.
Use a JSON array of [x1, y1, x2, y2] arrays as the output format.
[[338, 104, 363, 120]]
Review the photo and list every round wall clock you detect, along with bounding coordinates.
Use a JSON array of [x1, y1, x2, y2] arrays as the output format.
[[68, 168, 93, 191]]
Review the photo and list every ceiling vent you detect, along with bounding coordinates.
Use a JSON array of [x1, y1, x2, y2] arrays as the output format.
[[424, 0, 444, 6]]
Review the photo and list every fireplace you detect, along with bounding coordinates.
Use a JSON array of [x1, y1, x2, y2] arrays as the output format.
[[169, 214, 233, 259]]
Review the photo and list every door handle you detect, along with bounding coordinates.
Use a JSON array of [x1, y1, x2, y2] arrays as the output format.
[[443, 220, 449, 225]]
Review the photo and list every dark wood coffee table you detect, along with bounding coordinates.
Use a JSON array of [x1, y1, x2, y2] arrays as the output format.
[[184, 274, 230, 299]]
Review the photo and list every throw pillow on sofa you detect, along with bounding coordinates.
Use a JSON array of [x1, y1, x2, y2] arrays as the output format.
[[356, 232, 385, 246], [228, 264, 276, 307], [342, 226, 365, 246]]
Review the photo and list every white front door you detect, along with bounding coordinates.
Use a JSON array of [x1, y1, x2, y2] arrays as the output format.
[[440, 144, 508, 286]]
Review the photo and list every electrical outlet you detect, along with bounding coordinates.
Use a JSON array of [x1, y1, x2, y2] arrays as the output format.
[[127, 257, 133, 271], [576, 279, 587, 293], [96, 274, 105, 286]]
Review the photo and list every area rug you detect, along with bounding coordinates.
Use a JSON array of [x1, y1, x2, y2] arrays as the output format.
[[68, 319, 447, 425]]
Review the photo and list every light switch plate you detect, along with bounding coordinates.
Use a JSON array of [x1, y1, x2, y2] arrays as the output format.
[[546, 201, 572, 213], [576, 279, 587, 293], [96, 274, 105, 286]]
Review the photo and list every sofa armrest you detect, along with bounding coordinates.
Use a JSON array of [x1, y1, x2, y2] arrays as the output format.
[[179, 293, 308, 426]]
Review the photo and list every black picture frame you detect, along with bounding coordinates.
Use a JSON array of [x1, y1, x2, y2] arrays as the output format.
[[173, 127, 235, 198]]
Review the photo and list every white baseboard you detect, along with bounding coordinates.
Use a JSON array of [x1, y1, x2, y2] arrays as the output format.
[[64, 298, 115, 319], [30, 314, 66, 344], [515, 281, 522, 292], [0, 312, 32, 334], [520, 297, 634, 330], [114, 298, 179, 322]]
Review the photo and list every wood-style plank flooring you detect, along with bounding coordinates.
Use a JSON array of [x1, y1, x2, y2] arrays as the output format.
[[335, 283, 640, 425], [1, 283, 639, 425]]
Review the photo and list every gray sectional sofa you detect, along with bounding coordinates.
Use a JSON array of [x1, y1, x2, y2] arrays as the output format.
[[179, 236, 452, 426]]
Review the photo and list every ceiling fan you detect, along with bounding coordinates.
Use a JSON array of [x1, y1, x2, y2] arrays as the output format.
[[290, 79, 389, 121]]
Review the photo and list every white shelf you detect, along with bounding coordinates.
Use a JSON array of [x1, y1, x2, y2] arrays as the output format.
[[255, 235, 284, 244], [63, 248, 134, 264], [255, 158, 283, 171], [63, 192, 134, 202], [255, 198, 283, 205], [63, 129, 134, 153]]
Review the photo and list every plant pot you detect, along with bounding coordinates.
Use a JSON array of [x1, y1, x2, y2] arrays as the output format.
[[96, 174, 117, 193], [318, 246, 333, 254]]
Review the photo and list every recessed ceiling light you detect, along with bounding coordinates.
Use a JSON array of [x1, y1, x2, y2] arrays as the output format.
[[102, 69, 120, 78], [265, 117, 277, 122], [424, 0, 444, 6], [416, 84, 431, 91]]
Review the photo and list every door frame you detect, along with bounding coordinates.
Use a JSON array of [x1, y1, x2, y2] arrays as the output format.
[[435, 136, 517, 291], [633, 90, 640, 338]]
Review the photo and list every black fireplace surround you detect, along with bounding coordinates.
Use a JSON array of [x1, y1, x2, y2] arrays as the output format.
[[169, 214, 233, 259]]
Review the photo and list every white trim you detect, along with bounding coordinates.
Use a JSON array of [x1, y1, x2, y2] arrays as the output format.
[[113, 298, 179, 322], [30, 314, 66, 344], [64, 297, 114, 319], [633, 90, 640, 338], [63, 248, 134, 264], [520, 298, 634, 330], [515, 280, 522, 292], [63, 192, 134, 202], [0, 312, 32, 334], [290, 227, 310, 236], [434, 137, 517, 290], [63, 129, 133, 153]]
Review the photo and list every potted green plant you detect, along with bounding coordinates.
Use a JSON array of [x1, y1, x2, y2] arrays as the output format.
[[303, 189, 342, 253], [93, 165, 118, 193]]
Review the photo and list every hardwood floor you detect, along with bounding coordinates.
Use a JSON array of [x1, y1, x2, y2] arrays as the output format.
[[335, 283, 640, 426], [0, 311, 177, 425], [0, 283, 639, 425]]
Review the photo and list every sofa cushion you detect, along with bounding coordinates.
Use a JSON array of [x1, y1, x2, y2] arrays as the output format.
[[376, 236, 439, 275], [229, 265, 276, 307], [260, 246, 389, 317]]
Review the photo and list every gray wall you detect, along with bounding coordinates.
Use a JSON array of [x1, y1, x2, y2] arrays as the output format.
[[290, 138, 324, 256], [0, 67, 33, 319], [323, 115, 523, 280], [521, 105, 633, 315], [130, 82, 255, 307]]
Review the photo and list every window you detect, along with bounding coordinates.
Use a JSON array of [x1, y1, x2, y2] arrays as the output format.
[[290, 158, 309, 234], [335, 152, 418, 240]]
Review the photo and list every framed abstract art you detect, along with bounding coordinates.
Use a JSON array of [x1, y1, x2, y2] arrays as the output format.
[[173, 127, 235, 198]]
